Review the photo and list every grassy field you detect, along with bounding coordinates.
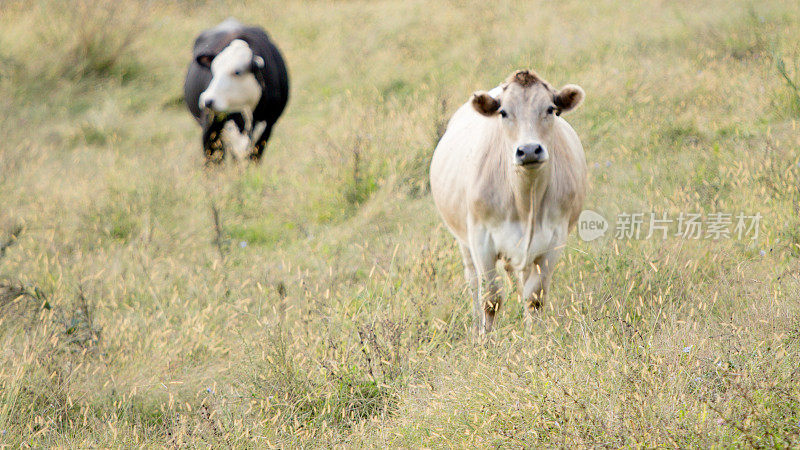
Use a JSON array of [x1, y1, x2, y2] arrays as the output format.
[[1, 0, 800, 446]]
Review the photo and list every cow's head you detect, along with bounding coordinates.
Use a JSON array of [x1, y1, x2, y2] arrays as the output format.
[[198, 39, 264, 114], [471, 70, 584, 169]]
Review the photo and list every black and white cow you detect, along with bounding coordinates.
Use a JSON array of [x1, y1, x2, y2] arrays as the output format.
[[184, 18, 289, 163]]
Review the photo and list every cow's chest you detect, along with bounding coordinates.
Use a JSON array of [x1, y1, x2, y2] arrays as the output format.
[[489, 219, 563, 271]]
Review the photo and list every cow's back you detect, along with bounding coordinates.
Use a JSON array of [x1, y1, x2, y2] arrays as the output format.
[[237, 27, 289, 126], [430, 102, 497, 242]]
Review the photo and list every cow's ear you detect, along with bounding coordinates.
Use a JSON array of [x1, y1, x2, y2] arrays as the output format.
[[554, 84, 585, 113], [251, 55, 265, 71], [196, 54, 214, 69], [471, 91, 501, 116]]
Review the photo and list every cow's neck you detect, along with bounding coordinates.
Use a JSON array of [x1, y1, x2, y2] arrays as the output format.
[[508, 164, 550, 225], [507, 161, 550, 266]]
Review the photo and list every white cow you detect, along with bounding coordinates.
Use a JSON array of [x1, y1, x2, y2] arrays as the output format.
[[430, 70, 587, 333]]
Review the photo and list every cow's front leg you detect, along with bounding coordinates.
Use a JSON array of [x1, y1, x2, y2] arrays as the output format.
[[521, 262, 546, 312], [221, 121, 252, 161], [202, 115, 228, 164], [521, 248, 563, 320], [249, 121, 272, 162], [469, 233, 501, 334]]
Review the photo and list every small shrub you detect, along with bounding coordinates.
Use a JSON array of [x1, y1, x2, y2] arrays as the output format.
[[237, 328, 396, 437], [0, 280, 49, 324], [31, 0, 148, 81], [775, 51, 800, 117], [0, 285, 100, 436], [344, 143, 378, 207], [227, 220, 297, 247], [0, 224, 23, 259], [57, 287, 102, 350]]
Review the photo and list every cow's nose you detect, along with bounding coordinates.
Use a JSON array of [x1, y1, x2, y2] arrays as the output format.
[[203, 98, 215, 109], [515, 143, 548, 166], [516, 144, 542, 157]]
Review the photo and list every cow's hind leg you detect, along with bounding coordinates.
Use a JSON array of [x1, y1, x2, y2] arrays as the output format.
[[458, 243, 480, 332]]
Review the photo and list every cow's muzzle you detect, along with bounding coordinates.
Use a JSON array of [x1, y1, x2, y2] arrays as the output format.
[[514, 143, 548, 166]]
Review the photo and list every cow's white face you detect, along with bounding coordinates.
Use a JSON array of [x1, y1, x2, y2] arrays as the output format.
[[472, 71, 584, 170], [199, 40, 264, 114]]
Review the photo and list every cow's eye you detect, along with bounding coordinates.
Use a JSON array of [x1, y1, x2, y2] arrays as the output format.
[[546, 106, 557, 115], [233, 70, 242, 76], [499, 110, 508, 118]]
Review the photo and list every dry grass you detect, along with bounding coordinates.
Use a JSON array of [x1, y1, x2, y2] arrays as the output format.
[[1, 0, 799, 446]]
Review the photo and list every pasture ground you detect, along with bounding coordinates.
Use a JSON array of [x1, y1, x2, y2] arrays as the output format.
[[1, 0, 800, 446]]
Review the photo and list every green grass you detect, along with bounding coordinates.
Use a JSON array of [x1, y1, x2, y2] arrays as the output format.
[[1, 0, 800, 446]]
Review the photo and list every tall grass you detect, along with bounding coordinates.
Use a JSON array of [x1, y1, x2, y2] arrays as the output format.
[[0, 0, 799, 446], [34, 0, 148, 81], [775, 51, 800, 116]]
